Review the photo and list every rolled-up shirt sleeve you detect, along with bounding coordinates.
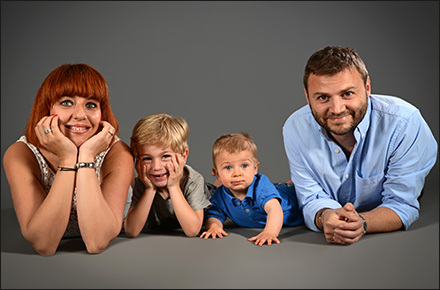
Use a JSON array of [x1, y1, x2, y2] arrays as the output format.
[[379, 110, 437, 229]]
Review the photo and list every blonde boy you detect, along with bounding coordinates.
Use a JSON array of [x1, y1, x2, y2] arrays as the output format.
[[124, 113, 211, 237], [200, 133, 304, 245]]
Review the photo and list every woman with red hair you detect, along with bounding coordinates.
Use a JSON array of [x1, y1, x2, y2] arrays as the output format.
[[3, 63, 134, 256]]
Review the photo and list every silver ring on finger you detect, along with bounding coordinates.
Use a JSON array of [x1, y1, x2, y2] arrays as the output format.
[[44, 129, 52, 134], [109, 131, 114, 136]]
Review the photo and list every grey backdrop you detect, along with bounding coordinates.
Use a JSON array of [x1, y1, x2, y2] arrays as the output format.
[[2, 1, 439, 211], [1, 2, 439, 289]]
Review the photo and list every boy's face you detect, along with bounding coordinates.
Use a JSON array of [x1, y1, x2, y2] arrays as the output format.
[[213, 150, 259, 196], [137, 143, 186, 188]]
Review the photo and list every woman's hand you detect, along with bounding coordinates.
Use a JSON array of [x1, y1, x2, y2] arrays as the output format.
[[78, 121, 115, 159], [35, 115, 77, 163]]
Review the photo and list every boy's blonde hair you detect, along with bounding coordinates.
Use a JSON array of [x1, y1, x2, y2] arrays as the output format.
[[212, 132, 258, 168], [130, 113, 189, 158]]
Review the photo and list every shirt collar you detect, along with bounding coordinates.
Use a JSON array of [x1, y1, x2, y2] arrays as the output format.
[[224, 174, 258, 201], [245, 175, 258, 199], [354, 96, 371, 142]]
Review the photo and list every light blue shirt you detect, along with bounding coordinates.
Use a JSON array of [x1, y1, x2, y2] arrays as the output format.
[[283, 94, 438, 232]]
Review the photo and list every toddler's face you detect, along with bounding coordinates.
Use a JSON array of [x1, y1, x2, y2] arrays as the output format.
[[213, 150, 259, 197], [137, 144, 177, 188]]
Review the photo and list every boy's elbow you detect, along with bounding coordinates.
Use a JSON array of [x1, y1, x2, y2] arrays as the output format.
[[185, 231, 199, 238], [125, 230, 140, 238], [184, 225, 202, 238], [124, 223, 141, 238]]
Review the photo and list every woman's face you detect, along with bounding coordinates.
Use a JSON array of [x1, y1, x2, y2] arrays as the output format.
[[50, 96, 102, 147]]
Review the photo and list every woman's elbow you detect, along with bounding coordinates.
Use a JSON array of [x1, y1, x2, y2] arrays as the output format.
[[33, 245, 57, 256], [23, 232, 59, 256], [30, 239, 58, 256], [83, 230, 119, 254], [84, 239, 111, 255]]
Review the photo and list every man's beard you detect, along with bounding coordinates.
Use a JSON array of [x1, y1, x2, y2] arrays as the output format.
[[312, 101, 368, 136]]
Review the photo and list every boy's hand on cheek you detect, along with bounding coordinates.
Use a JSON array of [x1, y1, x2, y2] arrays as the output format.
[[136, 160, 155, 190], [166, 153, 185, 189]]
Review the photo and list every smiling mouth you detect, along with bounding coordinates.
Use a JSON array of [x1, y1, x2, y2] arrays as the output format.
[[329, 117, 347, 123], [152, 173, 168, 180], [66, 125, 90, 133], [328, 111, 351, 120]]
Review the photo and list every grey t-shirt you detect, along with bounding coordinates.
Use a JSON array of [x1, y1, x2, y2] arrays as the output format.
[[130, 165, 212, 229]]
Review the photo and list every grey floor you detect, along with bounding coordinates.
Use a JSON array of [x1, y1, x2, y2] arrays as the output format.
[[2, 172, 439, 289]]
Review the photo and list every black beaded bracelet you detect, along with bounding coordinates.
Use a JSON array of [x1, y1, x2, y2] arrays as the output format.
[[76, 162, 96, 169], [57, 166, 77, 172]]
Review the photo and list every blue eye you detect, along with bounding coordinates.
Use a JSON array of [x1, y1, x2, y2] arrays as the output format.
[[225, 166, 232, 170], [242, 164, 249, 169], [60, 100, 73, 107], [86, 102, 98, 109]]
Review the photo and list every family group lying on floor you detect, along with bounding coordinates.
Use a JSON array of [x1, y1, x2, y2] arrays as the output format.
[[3, 46, 437, 256]]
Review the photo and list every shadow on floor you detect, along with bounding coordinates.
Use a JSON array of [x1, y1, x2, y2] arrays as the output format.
[[2, 189, 438, 254]]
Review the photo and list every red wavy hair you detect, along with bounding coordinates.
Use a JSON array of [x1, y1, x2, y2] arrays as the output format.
[[24, 63, 119, 148]]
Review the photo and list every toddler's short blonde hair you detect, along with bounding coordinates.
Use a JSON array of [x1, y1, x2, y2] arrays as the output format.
[[130, 113, 189, 158], [212, 132, 258, 168]]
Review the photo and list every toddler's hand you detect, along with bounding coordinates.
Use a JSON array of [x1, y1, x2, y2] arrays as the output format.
[[248, 230, 280, 246], [200, 228, 229, 239]]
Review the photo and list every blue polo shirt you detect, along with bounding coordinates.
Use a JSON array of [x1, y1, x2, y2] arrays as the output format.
[[206, 173, 304, 227]]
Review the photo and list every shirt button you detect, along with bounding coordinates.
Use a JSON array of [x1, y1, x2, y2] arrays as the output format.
[[362, 134, 365, 138], [335, 149, 340, 153], [246, 209, 250, 212], [345, 174, 349, 179], [237, 202, 241, 205]]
